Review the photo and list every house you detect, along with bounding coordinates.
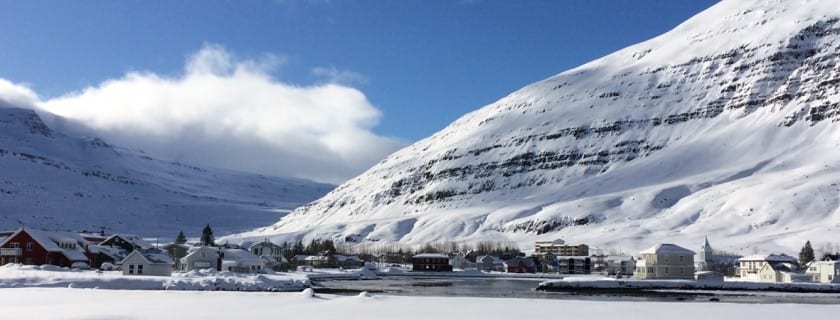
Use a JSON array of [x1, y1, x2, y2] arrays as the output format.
[[220, 248, 266, 273], [603, 256, 635, 276], [119, 248, 174, 276], [100, 234, 152, 252], [96, 233, 154, 268], [534, 239, 589, 256], [806, 260, 840, 283], [448, 254, 475, 270], [737, 253, 799, 281], [757, 261, 810, 283], [555, 256, 591, 274], [412, 253, 453, 272], [504, 256, 536, 273], [635, 243, 695, 279], [248, 239, 282, 257], [178, 246, 219, 272], [298, 255, 329, 268], [476, 255, 505, 272], [822, 254, 840, 261], [696, 237, 742, 276], [334, 254, 364, 269], [248, 240, 288, 271], [0, 227, 91, 268], [88, 245, 122, 269]]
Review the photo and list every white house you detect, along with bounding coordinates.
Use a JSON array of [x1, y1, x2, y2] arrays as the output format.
[[604, 255, 636, 276], [220, 248, 266, 273], [448, 254, 475, 270], [476, 255, 505, 272], [737, 253, 799, 281], [635, 243, 695, 279], [758, 261, 811, 283], [248, 240, 287, 271], [119, 248, 174, 276], [806, 260, 840, 283], [179, 246, 219, 272]]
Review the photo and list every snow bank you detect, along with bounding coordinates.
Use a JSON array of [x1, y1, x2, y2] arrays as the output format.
[[0, 264, 308, 291], [539, 277, 840, 293], [1, 287, 838, 320]]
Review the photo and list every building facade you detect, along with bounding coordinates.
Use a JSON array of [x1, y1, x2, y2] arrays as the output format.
[[412, 253, 453, 272], [806, 260, 840, 283], [635, 243, 695, 279]]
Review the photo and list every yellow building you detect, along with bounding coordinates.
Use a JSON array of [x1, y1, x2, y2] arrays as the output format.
[[635, 243, 695, 279]]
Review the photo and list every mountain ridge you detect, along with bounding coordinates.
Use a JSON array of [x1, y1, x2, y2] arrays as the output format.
[[232, 0, 840, 253], [0, 106, 333, 238]]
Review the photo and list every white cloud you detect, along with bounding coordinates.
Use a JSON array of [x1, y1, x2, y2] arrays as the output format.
[[2, 44, 404, 184], [0, 79, 40, 109], [311, 66, 369, 86]]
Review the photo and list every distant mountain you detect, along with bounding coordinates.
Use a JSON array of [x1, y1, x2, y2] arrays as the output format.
[[231, 0, 840, 253], [0, 106, 333, 238]]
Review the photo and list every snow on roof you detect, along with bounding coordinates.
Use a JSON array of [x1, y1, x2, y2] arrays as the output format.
[[739, 253, 799, 263], [221, 248, 261, 262], [413, 253, 448, 259], [304, 256, 328, 261], [184, 246, 219, 260], [334, 254, 361, 262], [640, 243, 695, 255], [101, 234, 153, 249], [535, 239, 565, 245], [249, 240, 281, 250], [1, 228, 91, 262], [124, 248, 174, 265], [476, 255, 503, 263]]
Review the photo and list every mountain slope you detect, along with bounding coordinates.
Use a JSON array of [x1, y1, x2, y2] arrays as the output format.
[[0, 106, 333, 238], [233, 0, 840, 253]]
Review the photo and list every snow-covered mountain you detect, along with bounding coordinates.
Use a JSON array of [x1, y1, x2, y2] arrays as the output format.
[[232, 0, 840, 253], [0, 106, 333, 238]]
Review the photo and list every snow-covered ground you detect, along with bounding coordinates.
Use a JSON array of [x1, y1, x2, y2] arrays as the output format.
[[0, 264, 308, 291], [2, 287, 838, 320]]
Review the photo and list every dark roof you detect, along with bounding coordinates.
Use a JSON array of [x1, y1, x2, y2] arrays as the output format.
[[822, 254, 840, 261]]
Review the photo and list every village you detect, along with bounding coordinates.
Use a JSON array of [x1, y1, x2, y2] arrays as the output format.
[[0, 224, 837, 289]]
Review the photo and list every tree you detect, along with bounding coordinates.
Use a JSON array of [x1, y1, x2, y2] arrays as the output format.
[[175, 230, 187, 244], [200, 224, 215, 246], [800, 240, 815, 266]]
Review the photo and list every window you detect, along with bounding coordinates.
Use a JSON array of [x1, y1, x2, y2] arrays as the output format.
[[128, 264, 135, 274], [24, 257, 32, 265], [679, 256, 684, 262], [665, 267, 669, 274], [10, 242, 19, 248], [26, 242, 33, 252], [137, 265, 144, 274]]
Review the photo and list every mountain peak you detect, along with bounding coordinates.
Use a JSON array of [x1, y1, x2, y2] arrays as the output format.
[[0, 107, 53, 137], [233, 0, 840, 253]]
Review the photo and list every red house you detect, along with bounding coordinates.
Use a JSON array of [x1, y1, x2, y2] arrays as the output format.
[[0, 228, 92, 268]]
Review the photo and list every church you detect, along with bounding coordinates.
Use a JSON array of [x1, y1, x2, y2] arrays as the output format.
[[696, 237, 742, 276]]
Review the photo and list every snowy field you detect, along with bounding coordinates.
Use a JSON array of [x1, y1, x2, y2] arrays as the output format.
[[2, 287, 839, 320]]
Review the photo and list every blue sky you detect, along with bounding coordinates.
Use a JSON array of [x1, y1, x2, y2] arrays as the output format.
[[0, 0, 719, 183]]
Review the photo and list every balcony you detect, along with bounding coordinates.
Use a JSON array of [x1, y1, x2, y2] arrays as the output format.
[[0, 248, 21, 256]]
